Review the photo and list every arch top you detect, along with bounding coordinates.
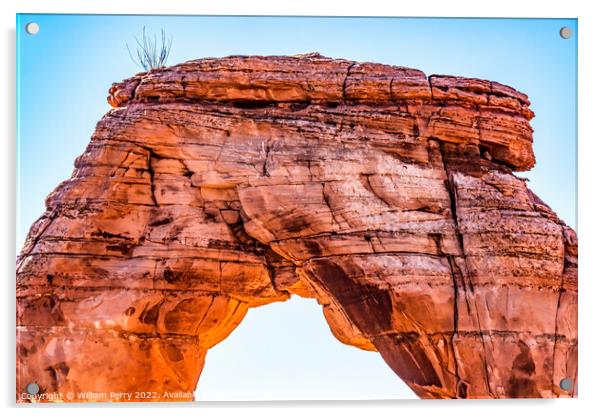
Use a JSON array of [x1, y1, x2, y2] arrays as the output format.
[[108, 54, 535, 171], [109, 53, 531, 110]]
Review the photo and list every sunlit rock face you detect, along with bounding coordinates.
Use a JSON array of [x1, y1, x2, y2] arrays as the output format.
[[16, 54, 577, 401]]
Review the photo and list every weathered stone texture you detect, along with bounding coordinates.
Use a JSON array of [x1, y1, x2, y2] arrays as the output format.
[[17, 54, 576, 401]]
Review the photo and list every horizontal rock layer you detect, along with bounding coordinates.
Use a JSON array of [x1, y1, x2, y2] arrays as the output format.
[[17, 54, 576, 401]]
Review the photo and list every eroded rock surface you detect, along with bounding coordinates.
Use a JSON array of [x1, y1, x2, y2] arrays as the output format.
[[17, 54, 577, 401]]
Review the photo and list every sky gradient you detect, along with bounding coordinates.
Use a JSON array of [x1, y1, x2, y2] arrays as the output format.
[[17, 15, 577, 400]]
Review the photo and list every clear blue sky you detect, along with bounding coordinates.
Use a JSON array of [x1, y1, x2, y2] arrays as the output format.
[[17, 15, 577, 400]]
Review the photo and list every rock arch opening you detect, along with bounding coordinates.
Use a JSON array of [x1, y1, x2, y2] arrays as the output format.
[[195, 296, 416, 400]]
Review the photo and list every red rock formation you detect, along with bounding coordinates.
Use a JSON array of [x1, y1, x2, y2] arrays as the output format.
[[16, 53, 577, 401]]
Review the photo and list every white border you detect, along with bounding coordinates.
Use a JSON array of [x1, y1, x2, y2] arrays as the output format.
[[2, 1, 600, 415]]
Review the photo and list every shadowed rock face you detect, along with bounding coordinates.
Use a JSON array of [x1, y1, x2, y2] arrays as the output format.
[[16, 54, 577, 401]]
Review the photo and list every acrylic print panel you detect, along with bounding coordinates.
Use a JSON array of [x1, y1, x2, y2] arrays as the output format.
[[16, 14, 577, 402]]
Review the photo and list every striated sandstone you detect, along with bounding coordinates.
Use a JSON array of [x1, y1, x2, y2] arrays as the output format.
[[17, 53, 576, 401]]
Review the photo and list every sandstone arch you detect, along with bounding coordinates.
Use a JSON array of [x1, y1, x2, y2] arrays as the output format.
[[16, 54, 577, 401]]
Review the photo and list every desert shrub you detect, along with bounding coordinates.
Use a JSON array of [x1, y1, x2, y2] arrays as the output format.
[[127, 27, 172, 71]]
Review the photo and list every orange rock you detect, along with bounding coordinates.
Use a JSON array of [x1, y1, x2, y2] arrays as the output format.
[[17, 54, 576, 401]]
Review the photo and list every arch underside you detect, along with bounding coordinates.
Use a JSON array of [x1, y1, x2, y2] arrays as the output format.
[[17, 97, 577, 401]]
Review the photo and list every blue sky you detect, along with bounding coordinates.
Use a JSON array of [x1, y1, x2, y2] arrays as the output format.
[[17, 15, 577, 400]]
